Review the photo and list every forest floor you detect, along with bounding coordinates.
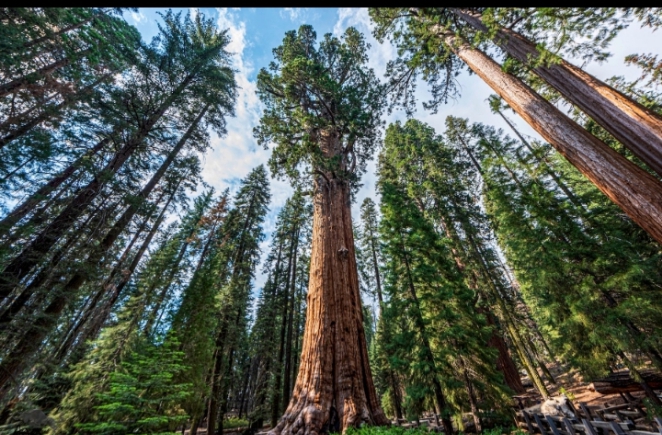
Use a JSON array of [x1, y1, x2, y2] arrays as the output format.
[[190, 362, 652, 435], [528, 360, 647, 408]]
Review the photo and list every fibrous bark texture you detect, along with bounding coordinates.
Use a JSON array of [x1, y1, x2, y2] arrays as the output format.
[[455, 9, 662, 178], [442, 32, 662, 245], [270, 133, 388, 435]]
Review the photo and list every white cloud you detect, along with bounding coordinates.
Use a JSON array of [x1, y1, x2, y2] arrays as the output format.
[[280, 8, 307, 22], [129, 10, 146, 24], [195, 8, 662, 305], [203, 9, 295, 293], [189, 8, 199, 21]]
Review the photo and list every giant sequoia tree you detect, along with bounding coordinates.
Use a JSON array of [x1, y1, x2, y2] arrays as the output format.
[[369, 8, 662, 245], [255, 25, 388, 434]]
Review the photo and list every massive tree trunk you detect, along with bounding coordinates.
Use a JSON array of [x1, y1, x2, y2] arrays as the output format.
[[454, 9, 662, 178], [270, 131, 387, 435], [440, 30, 662, 245]]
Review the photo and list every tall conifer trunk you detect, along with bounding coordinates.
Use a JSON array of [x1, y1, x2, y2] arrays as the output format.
[[0, 72, 196, 302], [283, 226, 299, 408], [438, 30, 662, 245], [271, 132, 387, 435], [0, 182, 174, 397], [454, 9, 662, 177], [485, 311, 525, 394], [0, 136, 109, 238]]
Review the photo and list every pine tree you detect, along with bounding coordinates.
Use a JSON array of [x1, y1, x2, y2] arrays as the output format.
[[170, 191, 230, 434], [0, 10, 237, 401], [207, 165, 270, 435], [377, 120, 514, 432], [0, 10, 237, 305], [446, 115, 662, 402]]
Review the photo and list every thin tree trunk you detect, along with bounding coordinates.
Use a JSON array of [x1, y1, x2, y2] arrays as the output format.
[[290, 275, 304, 399], [617, 350, 662, 406], [238, 359, 252, 419], [21, 10, 104, 50], [54, 187, 173, 363], [282, 226, 299, 409], [459, 355, 482, 433], [531, 346, 556, 385], [0, 53, 84, 99], [18, 200, 161, 393], [389, 371, 403, 421], [0, 185, 172, 397], [190, 417, 200, 435], [217, 345, 237, 435], [0, 155, 36, 184], [0, 192, 118, 339], [434, 199, 525, 395], [369, 232, 384, 314], [462, 229, 550, 398], [269, 131, 388, 435], [1, 164, 183, 350], [438, 29, 662, 245], [0, 72, 197, 301], [142, 217, 196, 337], [455, 9, 662, 178], [77, 192, 174, 348], [495, 107, 587, 211], [0, 72, 114, 148], [271, 228, 296, 427], [400, 240, 454, 434], [98, 106, 207, 257], [0, 202, 101, 324], [485, 310, 525, 394], [209, 309, 242, 435], [0, 136, 109, 238]]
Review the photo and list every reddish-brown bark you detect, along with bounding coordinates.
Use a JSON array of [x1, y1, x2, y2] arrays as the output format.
[[440, 30, 662, 245], [486, 311, 525, 394], [454, 9, 662, 178], [270, 131, 387, 435]]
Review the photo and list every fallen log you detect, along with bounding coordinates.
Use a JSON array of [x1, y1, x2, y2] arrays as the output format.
[[589, 370, 662, 395]]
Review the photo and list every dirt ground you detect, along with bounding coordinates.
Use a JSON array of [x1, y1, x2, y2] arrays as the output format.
[[520, 360, 649, 409]]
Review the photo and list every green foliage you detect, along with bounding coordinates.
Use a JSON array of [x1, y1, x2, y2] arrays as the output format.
[[377, 118, 513, 424], [255, 24, 385, 189], [74, 336, 190, 435], [448, 114, 662, 377], [223, 418, 250, 430]]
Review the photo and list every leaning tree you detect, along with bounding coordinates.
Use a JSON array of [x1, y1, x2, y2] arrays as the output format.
[[254, 25, 389, 434]]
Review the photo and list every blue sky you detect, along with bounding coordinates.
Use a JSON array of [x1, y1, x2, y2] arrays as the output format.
[[126, 8, 662, 293]]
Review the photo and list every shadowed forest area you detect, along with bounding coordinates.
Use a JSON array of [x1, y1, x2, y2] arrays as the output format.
[[2, 7, 662, 435]]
